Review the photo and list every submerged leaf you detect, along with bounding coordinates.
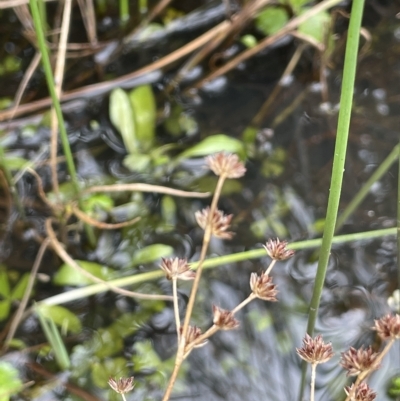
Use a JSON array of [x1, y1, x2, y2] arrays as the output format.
[[298, 10, 331, 43], [255, 7, 288, 36], [0, 362, 23, 401], [37, 304, 82, 334], [53, 260, 114, 286], [176, 134, 245, 161], [130, 244, 174, 267], [110, 88, 137, 154], [129, 85, 156, 151]]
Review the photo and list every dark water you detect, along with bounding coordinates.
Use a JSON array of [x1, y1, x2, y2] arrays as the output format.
[[0, 1, 399, 401]]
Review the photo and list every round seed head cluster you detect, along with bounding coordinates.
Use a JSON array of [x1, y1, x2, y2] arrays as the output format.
[[159, 257, 196, 281], [345, 382, 376, 401], [296, 334, 334, 364], [263, 238, 295, 261], [195, 207, 234, 239], [206, 152, 246, 179], [212, 305, 240, 330], [340, 346, 380, 377], [108, 377, 135, 394], [250, 272, 278, 301], [373, 313, 400, 340]]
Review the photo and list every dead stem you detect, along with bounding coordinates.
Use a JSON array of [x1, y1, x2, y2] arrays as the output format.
[[172, 278, 181, 340], [310, 363, 317, 401], [264, 259, 277, 276], [71, 204, 141, 229], [50, 0, 72, 199], [3, 237, 51, 350], [45, 219, 173, 301], [195, 0, 343, 88], [162, 173, 227, 401], [231, 293, 256, 315], [0, 19, 230, 121], [86, 183, 210, 198]]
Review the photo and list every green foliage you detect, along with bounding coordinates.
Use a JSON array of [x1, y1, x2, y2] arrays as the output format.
[[109, 85, 156, 172], [0, 268, 30, 321], [298, 10, 331, 43], [37, 304, 82, 334], [241, 34, 258, 48], [255, 7, 288, 36], [387, 375, 400, 398], [53, 260, 115, 286], [130, 244, 174, 267], [0, 362, 23, 401], [260, 147, 287, 177], [176, 134, 246, 161]]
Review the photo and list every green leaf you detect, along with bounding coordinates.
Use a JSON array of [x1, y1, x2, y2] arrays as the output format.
[[1, 156, 29, 170], [0, 362, 23, 401], [123, 153, 152, 172], [37, 304, 82, 334], [110, 88, 137, 154], [91, 357, 128, 389], [241, 34, 258, 48], [53, 260, 114, 286], [10, 273, 30, 301], [298, 10, 331, 43], [0, 268, 10, 299], [130, 244, 173, 267], [93, 328, 124, 359], [255, 7, 288, 36], [129, 85, 156, 151], [176, 134, 246, 161], [82, 194, 114, 214]]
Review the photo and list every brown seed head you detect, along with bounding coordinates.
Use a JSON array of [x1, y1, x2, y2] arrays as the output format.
[[159, 258, 196, 281], [195, 207, 234, 239], [296, 334, 334, 365], [206, 152, 246, 179], [373, 313, 400, 340], [108, 377, 135, 394], [345, 382, 376, 401], [181, 325, 208, 349], [212, 305, 240, 330], [263, 239, 295, 261], [250, 272, 278, 302], [340, 346, 380, 376]]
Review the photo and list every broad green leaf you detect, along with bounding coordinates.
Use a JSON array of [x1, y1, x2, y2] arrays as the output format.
[[255, 7, 288, 36], [10, 273, 30, 301], [110, 88, 137, 154], [130, 244, 173, 267], [0, 300, 10, 321], [132, 340, 161, 371], [176, 134, 245, 161], [0, 362, 23, 401], [37, 304, 82, 334], [53, 260, 114, 286], [298, 10, 331, 43], [129, 85, 156, 151]]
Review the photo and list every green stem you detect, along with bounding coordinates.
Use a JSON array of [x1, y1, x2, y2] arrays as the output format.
[[29, 0, 80, 196], [306, 0, 365, 336]]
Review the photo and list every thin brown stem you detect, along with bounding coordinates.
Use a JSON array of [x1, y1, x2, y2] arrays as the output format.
[[162, 174, 227, 401], [172, 278, 181, 340], [344, 338, 396, 401], [3, 237, 51, 349], [45, 219, 173, 301], [265, 259, 277, 276], [310, 363, 317, 401], [231, 293, 255, 314]]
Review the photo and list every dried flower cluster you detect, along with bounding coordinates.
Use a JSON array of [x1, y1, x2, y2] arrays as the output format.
[[296, 334, 334, 365], [212, 305, 240, 330], [206, 152, 246, 179], [181, 325, 208, 348], [373, 313, 400, 340], [345, 382, 376, 401], [264, 239, 295, 261], [108, 377, 135, 394], [195, 207, 234, 239], [159, 258, 196, 281], [250, 272, 277, 301], [340, 346, 380, 376]]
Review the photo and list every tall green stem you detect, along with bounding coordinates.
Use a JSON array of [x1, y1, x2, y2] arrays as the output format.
[[306, 0, 365, 336], [29, 0, 79, 195]]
